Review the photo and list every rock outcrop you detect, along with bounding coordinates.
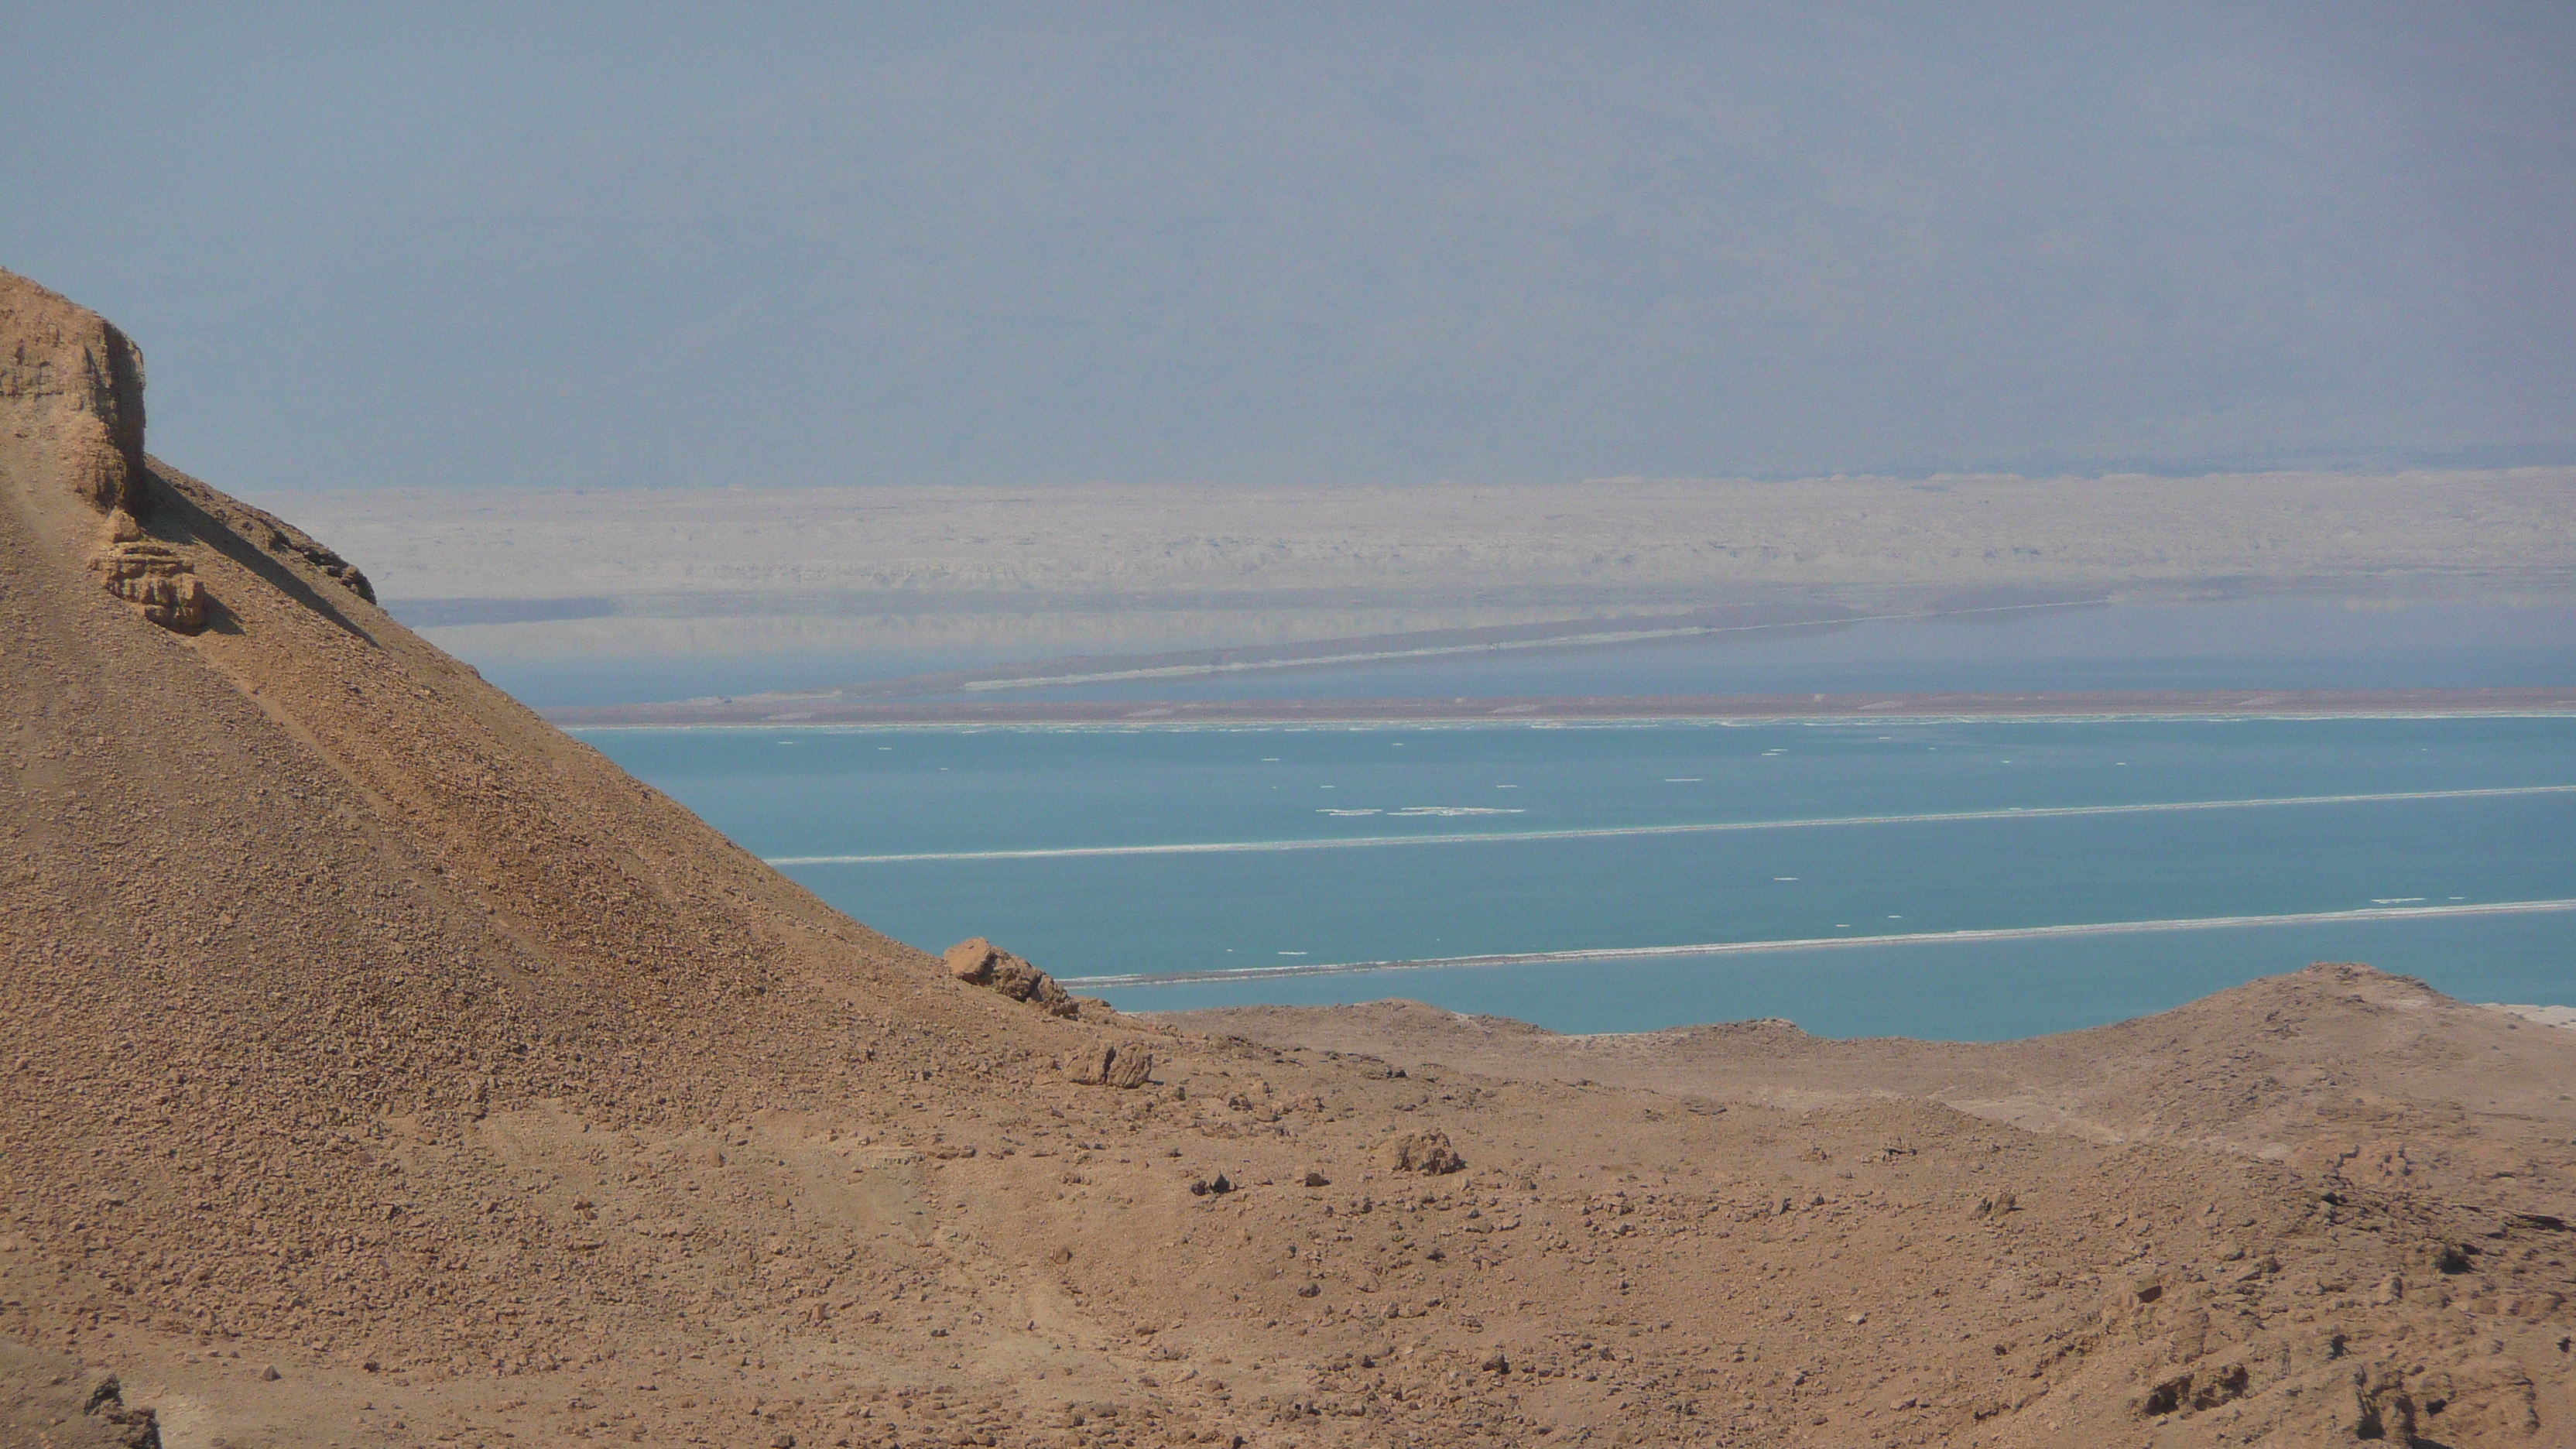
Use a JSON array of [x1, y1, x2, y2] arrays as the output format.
[[89, 532, 207, 632], [944, 937, 1079, 1018], [238, 501, 375, 601], [0, 271, 147, 516], [2, 267, 210, 631]]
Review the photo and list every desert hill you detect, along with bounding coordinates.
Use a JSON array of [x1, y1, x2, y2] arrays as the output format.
[[1169, 965, 2576, 1221], [4, 266, 2571, 1447]]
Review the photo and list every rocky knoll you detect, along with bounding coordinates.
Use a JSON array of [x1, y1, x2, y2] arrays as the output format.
[[2, 267, 2568, 1447]]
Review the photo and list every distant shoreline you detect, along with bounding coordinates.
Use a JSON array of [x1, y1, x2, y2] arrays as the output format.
[[547, 685, 2576, 728]]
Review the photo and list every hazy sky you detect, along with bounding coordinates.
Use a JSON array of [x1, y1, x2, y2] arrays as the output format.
[[5, 3, 2571, 490]]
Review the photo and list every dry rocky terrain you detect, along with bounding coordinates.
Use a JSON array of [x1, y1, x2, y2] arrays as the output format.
[[5, 268, 2571, 1447]]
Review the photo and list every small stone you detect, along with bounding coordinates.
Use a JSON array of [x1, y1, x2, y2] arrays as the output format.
[[259, 1365, 280, 1382], [1480, 1351, 1509, 1373], [1303, 1170, 1330, 1187]]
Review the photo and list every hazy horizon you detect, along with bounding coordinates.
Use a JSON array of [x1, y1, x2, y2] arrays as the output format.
[[5, 3, 2571, 493]]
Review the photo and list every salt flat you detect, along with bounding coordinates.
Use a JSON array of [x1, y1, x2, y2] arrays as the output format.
[[265, 470, 2576, 611]]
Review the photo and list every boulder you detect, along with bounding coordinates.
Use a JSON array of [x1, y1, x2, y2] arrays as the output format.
[[1377, 1129, 1465, 1175], [1067, 1042, 1155, 1089], [944, 937, 998, 981], [90, 538, 207, 632], [80, 1374, 163, 1449], [1105, 1046, 1155, 1088], [944, 937, 1078, 1018]]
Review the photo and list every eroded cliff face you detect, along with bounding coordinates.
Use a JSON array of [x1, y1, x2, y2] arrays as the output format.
[[0, 266, 207, 631], [0, 269, 147, 516]]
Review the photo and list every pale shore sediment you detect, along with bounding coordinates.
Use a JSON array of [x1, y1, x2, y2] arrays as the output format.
[[550, 683, 2576, 728]]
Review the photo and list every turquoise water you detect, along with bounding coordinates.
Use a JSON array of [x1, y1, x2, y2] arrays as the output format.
[[581, 718, 2576, 1040]]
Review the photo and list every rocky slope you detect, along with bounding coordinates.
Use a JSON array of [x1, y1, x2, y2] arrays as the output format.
[[1170, 968, 2576, 1221], [4, 267, 2569, 1447]]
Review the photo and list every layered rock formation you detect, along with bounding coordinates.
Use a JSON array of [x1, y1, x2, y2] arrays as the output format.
[[87, 531, 204, 632], [0, 272, 147, 516], [1, 269, 204, 630]]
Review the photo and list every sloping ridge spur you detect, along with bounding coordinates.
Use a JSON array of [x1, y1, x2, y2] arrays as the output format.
[[4, 267, 2571, 1448]]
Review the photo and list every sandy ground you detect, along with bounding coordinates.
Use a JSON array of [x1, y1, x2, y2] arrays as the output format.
[[8, 269, 2573, 1448]]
